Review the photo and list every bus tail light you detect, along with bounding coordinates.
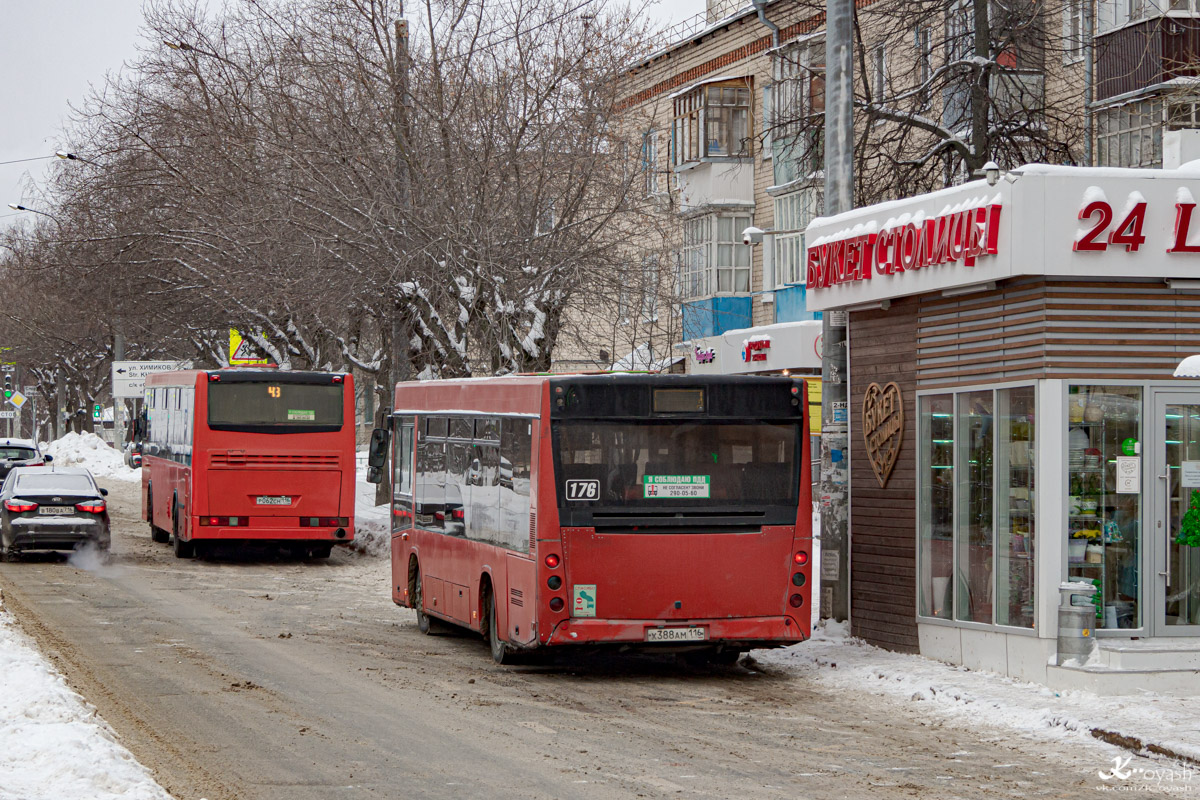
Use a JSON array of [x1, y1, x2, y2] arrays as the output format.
[[545, 553, 560, 568], [547, 575, 562, 590], [75, 501, 106, 514], [792, 572, 806, 587], [332, 375, 344, 383], [200, 516, 249, 526], [208, 373, 221, 382], [4, 500, 36, 513], [794, 551, 809, 566], [549, 597, 564, 612], [789, 593, 805, 608], [299, 517, 349, 527]]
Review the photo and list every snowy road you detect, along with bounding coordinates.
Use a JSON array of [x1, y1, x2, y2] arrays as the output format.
[[0, 479, 1151, 799]]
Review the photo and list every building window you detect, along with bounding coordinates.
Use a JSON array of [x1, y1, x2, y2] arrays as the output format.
[[672, 80, 753, 166], [773, 187, 823, 286], [772, 39, 825, 141], [1168, 98, 1200, 130], [1096, 98, 1163, 168], [1063, 0, 1084, 64], [918, 384, 1036, 629], [872, 44, 887, 104], [641, 131, 660, 196], [914, 26, 932, 107], [677, 213, 751, 298]]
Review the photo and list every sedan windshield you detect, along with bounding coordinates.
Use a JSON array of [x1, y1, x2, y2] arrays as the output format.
[[14, 474, 94, 493]]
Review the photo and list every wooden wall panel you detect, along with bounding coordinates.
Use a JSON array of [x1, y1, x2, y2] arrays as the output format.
[[848, 295, 919, 653]]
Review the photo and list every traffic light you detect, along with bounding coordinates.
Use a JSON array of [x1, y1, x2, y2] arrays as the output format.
[[3, 376, 11, 400]]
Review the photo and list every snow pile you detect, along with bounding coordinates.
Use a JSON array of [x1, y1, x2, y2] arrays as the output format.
[[42, 433, 140, 483], [0, 604, 170, 800], [756, 625, 1200, 764], [349, 451, 391, 557]]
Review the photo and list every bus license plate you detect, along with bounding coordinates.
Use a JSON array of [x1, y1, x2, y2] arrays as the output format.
[[256, 496, 291, 505], [645, 627, 707, 643], [39, 506, 73, 516]]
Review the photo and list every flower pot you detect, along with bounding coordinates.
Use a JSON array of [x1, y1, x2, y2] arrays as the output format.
[[1086, 543, 1104, 563], [1068, 495, 1082, 515], [1081, 498, 1099, 516], [1068, 539, 1087, 561]]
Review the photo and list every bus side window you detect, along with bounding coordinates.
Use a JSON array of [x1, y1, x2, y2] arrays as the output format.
[[417, 419, 446, 532], [500, 418, 532, 553]]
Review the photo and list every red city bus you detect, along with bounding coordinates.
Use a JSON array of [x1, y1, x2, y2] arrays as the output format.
[[371, 374, 812, 664], [141, 369, 356, 558]]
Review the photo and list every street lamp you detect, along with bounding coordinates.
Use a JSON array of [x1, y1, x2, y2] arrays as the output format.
[[55, 150, 95, 165], [6, 203, 56, 220]]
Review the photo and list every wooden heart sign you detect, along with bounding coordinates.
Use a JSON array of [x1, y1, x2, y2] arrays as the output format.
[[862, 381, 904, 488]]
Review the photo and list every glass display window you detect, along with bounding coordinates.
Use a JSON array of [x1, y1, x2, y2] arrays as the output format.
[[917, 383, 1036, 629], [1066, 385, 1142, 630]]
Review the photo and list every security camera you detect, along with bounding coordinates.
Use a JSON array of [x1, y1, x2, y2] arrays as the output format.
[[742, 226, 765, 246]]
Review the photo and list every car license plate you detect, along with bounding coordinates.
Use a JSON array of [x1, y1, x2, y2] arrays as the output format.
[[645, 626, 707, 643], [38, 506, 73, 516], [256, 496, 291, 505]]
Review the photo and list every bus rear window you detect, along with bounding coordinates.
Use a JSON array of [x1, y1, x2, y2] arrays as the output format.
[[208, 383, 344, 430], [554, 421, 798, 507]]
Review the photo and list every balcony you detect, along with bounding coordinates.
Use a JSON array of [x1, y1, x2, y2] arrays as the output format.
[[675, 160, 755, 213], [1096, 16, 1200, 101]]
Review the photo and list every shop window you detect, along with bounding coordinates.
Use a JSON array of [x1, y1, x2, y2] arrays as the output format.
[[1067, 385, 1142, 630], [919, 395, 955, 619], [918, 384, 1036, 629]]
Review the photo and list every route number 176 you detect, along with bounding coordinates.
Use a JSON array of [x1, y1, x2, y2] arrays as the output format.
[[565, 479, 600, 501]]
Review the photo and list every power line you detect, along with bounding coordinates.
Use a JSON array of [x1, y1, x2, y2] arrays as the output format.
[[0, 156, 53, 167]]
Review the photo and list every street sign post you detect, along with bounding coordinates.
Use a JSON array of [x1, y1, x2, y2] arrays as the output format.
[[111, 360, 192, 399]]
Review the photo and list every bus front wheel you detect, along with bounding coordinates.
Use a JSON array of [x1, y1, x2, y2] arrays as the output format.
[[413, 567, 432, 634]]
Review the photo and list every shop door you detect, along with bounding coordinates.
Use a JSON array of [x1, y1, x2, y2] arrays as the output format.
[[1152, 393, 1200, 636]]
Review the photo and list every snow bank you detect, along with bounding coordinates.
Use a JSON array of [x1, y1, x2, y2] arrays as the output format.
[[0, 603, 170, 800], [349, 451, 391, 557], [42, 433, 140, 483], [756, 626, 1200, 765]]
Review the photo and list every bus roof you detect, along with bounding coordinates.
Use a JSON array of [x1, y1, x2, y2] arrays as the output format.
[[390, 373, 809, 418], [145, 369, 348, 387]]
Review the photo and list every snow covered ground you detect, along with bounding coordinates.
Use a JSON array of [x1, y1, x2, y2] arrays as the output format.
[[757, 623, 1200, 769], [0, 600, 171, 800]]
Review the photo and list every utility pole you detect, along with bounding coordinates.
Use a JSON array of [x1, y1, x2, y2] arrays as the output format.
[[56, 367, 65, 441], [820, 0, 853, 622], [113, 331, 126, 450]]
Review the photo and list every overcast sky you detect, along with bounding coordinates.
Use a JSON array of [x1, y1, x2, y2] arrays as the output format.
[[0, 0, 702, 229]]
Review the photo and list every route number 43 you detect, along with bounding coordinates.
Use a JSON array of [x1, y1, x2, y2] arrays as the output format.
[[1074, 198, 1148, 252]]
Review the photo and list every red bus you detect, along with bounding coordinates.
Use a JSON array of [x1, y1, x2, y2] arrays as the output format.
[[369, 374, 812, 664], [140, 369, 356, 558]]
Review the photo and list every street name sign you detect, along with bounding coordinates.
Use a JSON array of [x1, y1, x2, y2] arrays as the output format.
[[112, 361, 192, 399]]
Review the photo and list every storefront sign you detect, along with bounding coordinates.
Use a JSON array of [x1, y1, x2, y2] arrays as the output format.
[[1181, 461, 1200, 488], [806, 203, 1002, 290], [693, 345, 716, 365], [741, 336, 771, 363], [862, 381, 904, 488]]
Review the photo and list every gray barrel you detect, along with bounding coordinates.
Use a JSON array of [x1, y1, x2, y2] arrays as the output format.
[[1056, 581, 1098, 666]]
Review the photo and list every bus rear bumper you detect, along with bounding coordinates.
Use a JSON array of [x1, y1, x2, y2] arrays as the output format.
[[545, 615, 807, 647], [189, 520, 354, 542]]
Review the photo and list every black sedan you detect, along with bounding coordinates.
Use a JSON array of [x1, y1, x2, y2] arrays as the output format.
[[0, 466, 110, 559]]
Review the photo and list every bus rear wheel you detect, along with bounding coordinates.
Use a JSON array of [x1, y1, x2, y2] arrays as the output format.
[[485, 591, 514, 665], [148, 488, 169, 544], [413, 567, 433, 634], [172, 505, 195, 559]]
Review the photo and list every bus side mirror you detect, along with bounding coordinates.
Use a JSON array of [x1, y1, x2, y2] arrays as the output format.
[[366, 465, 384, 484], [367, 427, 390, 469]]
